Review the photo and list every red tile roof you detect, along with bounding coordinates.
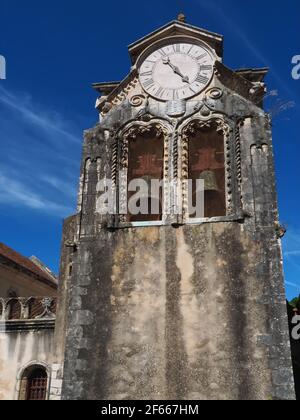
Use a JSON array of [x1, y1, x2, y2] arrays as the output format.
[[0, 243, 57, 289]]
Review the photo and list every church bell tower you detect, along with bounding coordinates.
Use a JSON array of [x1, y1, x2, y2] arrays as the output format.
[[56, 18, 295, 400]]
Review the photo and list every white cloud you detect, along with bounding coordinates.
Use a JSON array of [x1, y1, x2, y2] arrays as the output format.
[[283, 229, 300, 260], [0, 85, 80, 144], [285, 251, 300, 257], [0, 86, 81, 217], [0, 172, 72, 217], [41, 175, 77, 199], [286, 281, 300, 291], [282, 228, 300, 295]]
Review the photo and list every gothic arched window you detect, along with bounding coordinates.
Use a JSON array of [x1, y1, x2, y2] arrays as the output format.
[[7, 299, 22, 320], [26, 368, 47, 400], [182, 120, 226, 219], [120, 124, 167, 223], [27, 298, 43, 319], [18, 365, 48, 400]]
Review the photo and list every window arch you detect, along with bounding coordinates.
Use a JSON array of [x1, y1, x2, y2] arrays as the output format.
[[18, 365, 48, 401], [181, 118, 228, 219], [119, 122, 170, 223], [7, 299, 22, 320], [27, 298, 43, 319]]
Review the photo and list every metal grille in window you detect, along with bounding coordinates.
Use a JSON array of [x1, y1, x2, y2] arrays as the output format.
[[188, 125, 226, 218], [28, 298, 43, 319], [26, 369, 47, 401], [127, 129, 164, 222], [8, 299, 22, 320]]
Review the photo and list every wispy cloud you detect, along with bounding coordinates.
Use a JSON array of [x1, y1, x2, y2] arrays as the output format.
[[41, 175, 77, 199], [285, 251, 300, 257], [0, 85, 81, 217], [286, 281, 300, 291], [0, 85, 80, 144], [282, 228, 300, 296], [283, 229, 300, 264], [0, 171, 72, 216]]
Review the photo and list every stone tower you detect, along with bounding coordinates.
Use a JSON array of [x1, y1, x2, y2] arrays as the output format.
[[56, 19, 295, 400]]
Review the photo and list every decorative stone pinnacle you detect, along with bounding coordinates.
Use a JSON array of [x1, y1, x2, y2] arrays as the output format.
[[177, 13, 186, 23]]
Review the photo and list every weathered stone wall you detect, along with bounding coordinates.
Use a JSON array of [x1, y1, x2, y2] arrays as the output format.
[[0, 328, 55, 400], [47, 215, 78, 400], [61, 222, 294, 400]]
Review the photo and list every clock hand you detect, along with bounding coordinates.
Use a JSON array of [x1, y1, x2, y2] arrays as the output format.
[[163, 57, 189, 83], [174, 66, 190, 83]]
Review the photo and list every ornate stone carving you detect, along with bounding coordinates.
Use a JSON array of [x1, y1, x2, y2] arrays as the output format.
[[111, 140, 118, 186], [118, 121, 171, 222], [214, 66, 221, 78], [0, 297, 57, 321], [235, 121, 242, 190], [182, 118, 229, 136], [181, 132, 189, 221], [111, 78, 139, 106], [166, 100, 186, 117], [130, 94, 146, 107], [100, 77, 139, 117], [192, 88, 224, 119], [173, 130, 179, 180], [35, 298, 56, 319], [180, 117, 234, 218], [206, 87, 223, 100], [224, 124, 234, 215]]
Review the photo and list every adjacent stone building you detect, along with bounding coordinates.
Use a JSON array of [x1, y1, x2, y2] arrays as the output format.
[[57, 19, 296, 400], [0, 243, 57, 298], [0, 243, 57, 400]]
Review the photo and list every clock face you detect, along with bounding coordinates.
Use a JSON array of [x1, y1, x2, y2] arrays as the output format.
[[139, 42, 215, 101]]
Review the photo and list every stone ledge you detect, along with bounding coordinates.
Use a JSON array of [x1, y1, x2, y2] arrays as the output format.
[[0, 319, 55, 332]]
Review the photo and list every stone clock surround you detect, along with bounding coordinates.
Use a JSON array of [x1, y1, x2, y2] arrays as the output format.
[[138, 38, 216, 101]]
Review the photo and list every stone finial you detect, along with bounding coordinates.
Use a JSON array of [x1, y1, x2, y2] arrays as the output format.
[[177, 13, 186, 23], [275, 223, 287, 239]]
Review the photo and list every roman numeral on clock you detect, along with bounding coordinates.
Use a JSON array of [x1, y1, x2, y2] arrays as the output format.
[[158, 49, 167, 56], [195, 74, 209, 84], [143, 78, 155, 89], [140, 71, 153, 77], [155, 87, 165, 98], [195, 53, 207, 61], [173, 44, 181, 53], [200, 65, 213, 72]]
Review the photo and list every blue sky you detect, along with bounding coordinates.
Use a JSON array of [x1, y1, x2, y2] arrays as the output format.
[[0, 0, 299, 300]]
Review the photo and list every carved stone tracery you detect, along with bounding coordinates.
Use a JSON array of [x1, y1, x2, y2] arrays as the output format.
[[180, 117, 234, 219], [101, 76, 139, 116], [117, 121, 171, 223]]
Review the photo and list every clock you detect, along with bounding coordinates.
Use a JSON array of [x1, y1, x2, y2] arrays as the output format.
[[139, 42, 215, 101]]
